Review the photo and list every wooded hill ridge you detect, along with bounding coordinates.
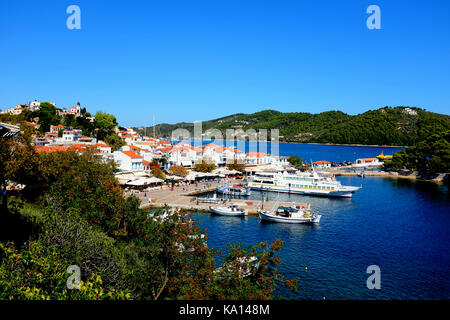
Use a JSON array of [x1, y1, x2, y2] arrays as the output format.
[[136, 106, 450, 147]]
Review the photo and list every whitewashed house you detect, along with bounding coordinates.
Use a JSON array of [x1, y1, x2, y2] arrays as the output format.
[[313, 160, 332, 168], [168, 146, 202, 168], [61, 129, 82, 142], [94, 142, 112, 154], [354, 158, 380, 167], [113, 150, 143, 171], [245, 152, 272, 165]]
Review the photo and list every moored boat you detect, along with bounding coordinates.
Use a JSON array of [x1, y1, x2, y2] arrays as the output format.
[[259, 205, 321, 224], [248, 169, 360, 198], [210, 204, 248, 216], [216, 184, 251, 196]]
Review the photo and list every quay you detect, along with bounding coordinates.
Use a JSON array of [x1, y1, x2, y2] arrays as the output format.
[[130, 178, 308, 215]]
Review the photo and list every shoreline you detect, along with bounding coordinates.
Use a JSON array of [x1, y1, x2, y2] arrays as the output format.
[[282, 141, 406, 148], [330, 170, 447, 184], [163, 138, 407, 149]]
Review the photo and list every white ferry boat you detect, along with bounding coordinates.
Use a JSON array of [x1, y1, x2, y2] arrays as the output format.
[[248, 170, 361, 198]]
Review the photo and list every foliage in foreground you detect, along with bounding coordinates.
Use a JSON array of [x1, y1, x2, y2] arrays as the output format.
[[0, 131, 298, 300], [0, 241, 131, 300]]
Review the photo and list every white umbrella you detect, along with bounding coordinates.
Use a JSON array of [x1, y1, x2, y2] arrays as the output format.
[[165, 175, 183, 181], [184, 173, 197, 181]]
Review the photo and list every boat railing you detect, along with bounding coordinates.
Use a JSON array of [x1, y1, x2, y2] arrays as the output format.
[[197, 197, 219, 204]]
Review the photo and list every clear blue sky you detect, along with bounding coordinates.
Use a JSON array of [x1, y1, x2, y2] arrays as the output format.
[[1, 0, 449, 126]]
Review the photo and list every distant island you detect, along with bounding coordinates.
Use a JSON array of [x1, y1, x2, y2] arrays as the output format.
[[137, 106, 450, 147]]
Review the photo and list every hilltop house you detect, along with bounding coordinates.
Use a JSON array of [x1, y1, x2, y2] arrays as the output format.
[[67, 103, 81, 116], [29, 100, 40, 112]]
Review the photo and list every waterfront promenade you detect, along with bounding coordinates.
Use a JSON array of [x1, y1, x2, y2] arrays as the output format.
[[130, 178, 308, 215], [130, 168, 445, 215]]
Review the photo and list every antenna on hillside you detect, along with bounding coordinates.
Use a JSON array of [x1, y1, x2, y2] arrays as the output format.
[[153, 113, 156, 138]]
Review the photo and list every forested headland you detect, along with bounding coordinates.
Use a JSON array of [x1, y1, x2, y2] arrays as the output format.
[[139, 106, 450, 147]]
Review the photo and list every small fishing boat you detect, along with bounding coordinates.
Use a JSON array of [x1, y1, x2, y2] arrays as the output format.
[[259, 205, 321, 224], [216, 184, 251, 196], [357, 171, 365, 178], [210, 204, 248, 216]]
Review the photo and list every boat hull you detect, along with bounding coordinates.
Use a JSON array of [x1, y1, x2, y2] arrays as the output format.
[[249, 185, 357, 198], [210, 207, 248, 216], [259, 211, 321, 224], [216, 187, 251, 196]]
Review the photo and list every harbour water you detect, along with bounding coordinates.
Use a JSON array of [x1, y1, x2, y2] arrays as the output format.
[[189, 144, 449, 300], [195, 140, 403, 163]]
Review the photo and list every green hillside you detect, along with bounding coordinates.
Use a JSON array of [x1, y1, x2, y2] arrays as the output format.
[[136, 106, 450, 146]]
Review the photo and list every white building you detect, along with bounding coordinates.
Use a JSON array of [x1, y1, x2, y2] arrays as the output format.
[[245, 152, 272, 165], [7, 105, 26, 115], [313, 160, 332, 168], [29, 100, 40, 112], [113, 150, 144, 171], [168, 146, 202, 168], [61, 129, 82, 142], [67, 103, 81, 116], [354, 158, 380, 167], [50, 124, 65, 133], [93, 142, 112, 154]]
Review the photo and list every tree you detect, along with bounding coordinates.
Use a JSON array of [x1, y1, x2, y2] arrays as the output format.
[[63, 114, 76, 128], [105, 134, 125, 151], [226, 159, 246, 172], [37, 102, 61, 133], [287, 155, 303, 167], [94, 111, 118, 141], [193, 159, 216, 173], [151, 166, 166, 180], [1, 136, 299, 300], [0, 240, 131, 300], [168, 165, 189, 177], [383, 130, 450, 175]]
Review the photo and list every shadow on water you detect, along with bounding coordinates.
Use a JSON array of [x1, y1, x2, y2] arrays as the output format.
[[386, 178, 450, 202]]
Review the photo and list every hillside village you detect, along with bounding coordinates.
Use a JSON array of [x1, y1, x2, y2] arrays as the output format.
[[1, 101, 295, 188]]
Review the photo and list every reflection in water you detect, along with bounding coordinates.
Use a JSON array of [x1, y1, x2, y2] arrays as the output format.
[[387, 177, 449, 201]]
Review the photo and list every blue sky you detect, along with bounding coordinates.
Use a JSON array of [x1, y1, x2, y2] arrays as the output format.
[[0, 0, 449, 126]]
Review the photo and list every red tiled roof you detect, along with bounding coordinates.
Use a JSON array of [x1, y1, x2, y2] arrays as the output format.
[[157, 140, 172, 146], [359, 158, 378, 162], [313, 160, 331, 164], [246, 152, 269, 158], [34, 146, 68, 153], [159, 146, 173, 153], [121, 150, 142, 159], [93, 143, 110, 148], [129, 145, 143, 152]]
